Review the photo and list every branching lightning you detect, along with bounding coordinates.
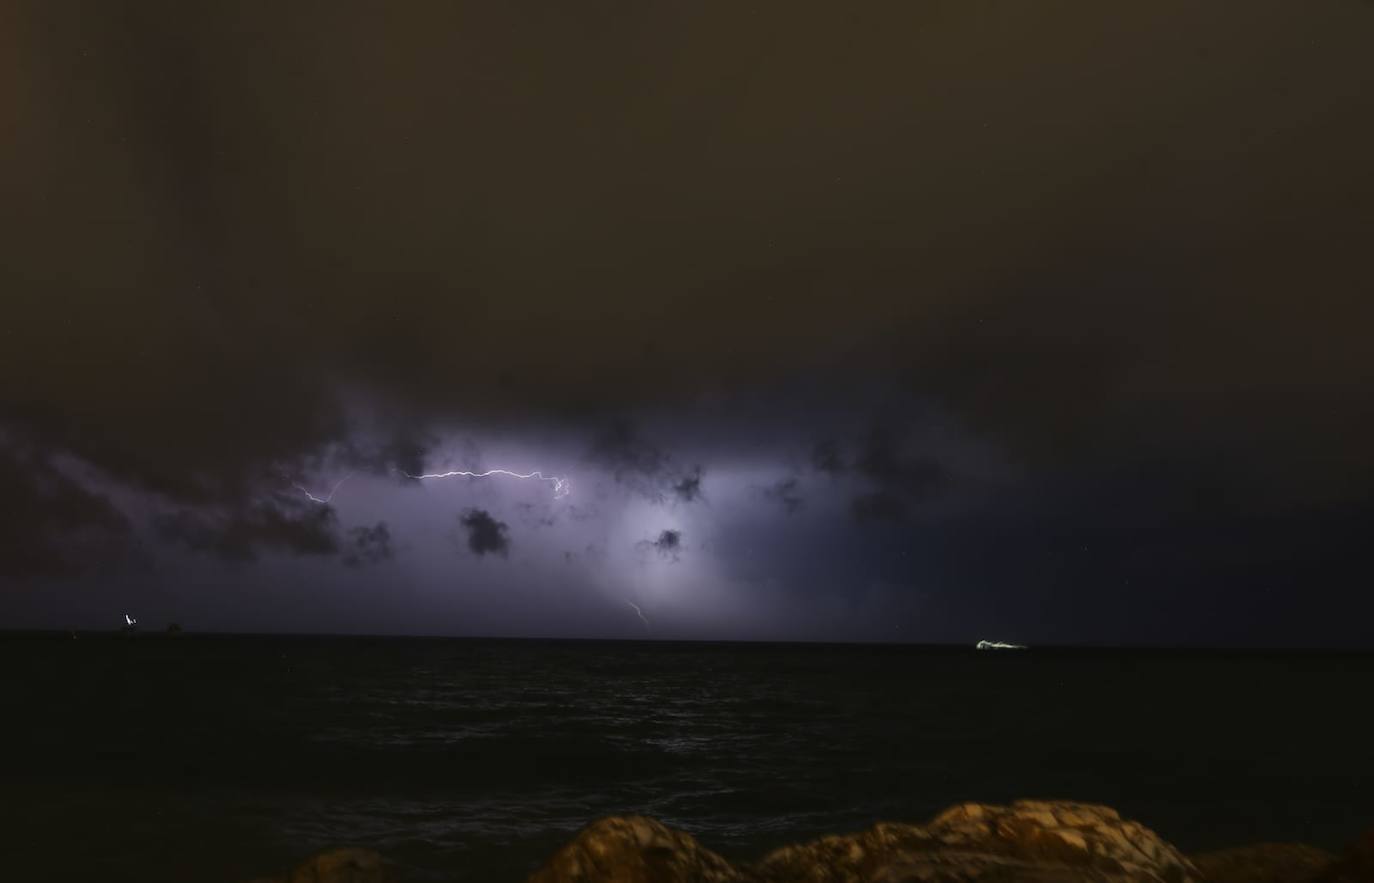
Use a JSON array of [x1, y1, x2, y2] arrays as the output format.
[[293, 466, 569, 506], [404, 468, 570, 499], [625, 599, 650, 631], [296, 473, 352, 504]]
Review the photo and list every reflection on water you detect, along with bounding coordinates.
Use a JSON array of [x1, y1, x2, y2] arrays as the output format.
[[5, 637, 1374, 882]]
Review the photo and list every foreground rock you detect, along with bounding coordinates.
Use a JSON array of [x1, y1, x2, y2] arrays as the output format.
[[246, 848, 394, 883], [242, 810, 1374, 883], [1189, 844, 1337, 883], [529, 800, 1200, 883], [527, 816, 743, 883]]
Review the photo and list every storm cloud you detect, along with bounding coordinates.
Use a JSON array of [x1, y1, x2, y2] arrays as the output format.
[[4, 1, 1374, 644], [640, 530, 683, 562], [5, 1, 1368, 507], [0, 436, 131, 578], [670, 468, 705, 504], [759, 477, 805, 514], [458, 509, 511, 558], [811, 442, 846, 476], [154, 499, 340, 562], [343, 522, 394, 567]]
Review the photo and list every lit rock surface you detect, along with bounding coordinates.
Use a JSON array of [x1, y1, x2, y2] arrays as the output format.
[[527, 816, 743, 883], [753, 800, 1198, 883], [529, 801, 1201, 883]]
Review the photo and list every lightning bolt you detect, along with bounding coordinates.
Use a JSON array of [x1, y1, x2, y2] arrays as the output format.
[[293, 465, 570, 508], [404, 468, 570, 499], [624, 599, 650, 631], [296, 473, 352, 504]]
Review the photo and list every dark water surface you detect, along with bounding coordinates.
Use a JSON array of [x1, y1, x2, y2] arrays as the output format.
[[6, 635, 1373, 882]]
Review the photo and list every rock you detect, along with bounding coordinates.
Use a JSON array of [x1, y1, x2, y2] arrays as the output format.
[[1315, 825, 1374, 883], [754, 800, 1199, 883], [527, 815, 743, 883], [747, 820, 939, 882], [529, 801, 1201, 883], [245, 848, 394, 883], [1189, 843, 1337, 883]]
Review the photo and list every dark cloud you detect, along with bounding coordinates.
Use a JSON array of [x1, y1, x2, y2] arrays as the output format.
[[811, 441, 845, 475], [639, 529, 683, 562], [514, 502, 558, 529], [383, 439, 430, 481], [5, 2, 1374, 509], [587, 423, 705, 505], [457, 509, 510, 558], [154, 498, 340, 562], [760, 477, 805, 514], [670, 467, 704, 504], [341, 433, 433, 482], [342, 522, 393, 567], [4, 1, 1374, 644], [588, 423, 669, 488], [855, 425, 947, 499], [851, 492, 909, 524], [0, 438, 131, 578]]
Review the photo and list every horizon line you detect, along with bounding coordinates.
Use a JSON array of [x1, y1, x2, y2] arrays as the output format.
[[2, 628, 1372, 654]]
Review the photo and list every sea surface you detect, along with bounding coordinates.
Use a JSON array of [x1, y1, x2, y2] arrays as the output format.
[[5, 635, 1373, 882]]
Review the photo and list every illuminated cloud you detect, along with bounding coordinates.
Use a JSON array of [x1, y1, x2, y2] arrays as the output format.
[[670, 467, 704, 504], [343, 522, 393, 567]]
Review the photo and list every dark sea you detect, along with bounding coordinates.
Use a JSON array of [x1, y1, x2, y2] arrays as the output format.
[[6, 635, 1373, 882]]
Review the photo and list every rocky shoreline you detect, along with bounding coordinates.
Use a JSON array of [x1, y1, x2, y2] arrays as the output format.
[[247, 800, 1374, 883]]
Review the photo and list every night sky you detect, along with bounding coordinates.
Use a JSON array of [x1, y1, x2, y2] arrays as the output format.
[[4, 2, 1373, 646]]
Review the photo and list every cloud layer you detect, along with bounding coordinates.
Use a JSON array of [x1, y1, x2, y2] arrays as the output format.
[[4, 1, 1374, 645]]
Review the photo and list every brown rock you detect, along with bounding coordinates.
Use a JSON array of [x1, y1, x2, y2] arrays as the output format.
[[747, 820, 938, 882], [528, 801, 1201, 883], [754, 800, 1199, 883], [527, 815, 743, 883]]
